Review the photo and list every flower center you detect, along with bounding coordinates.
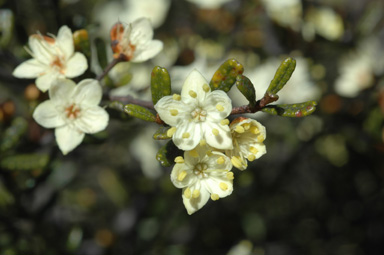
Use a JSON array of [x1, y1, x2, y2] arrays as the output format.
[[193, 163, 208, 178], [191, 107, 207, 122], [65, 104, 81, 119], [50, 56, 65, 74]]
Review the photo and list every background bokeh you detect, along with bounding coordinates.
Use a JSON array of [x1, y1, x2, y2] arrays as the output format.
[[1, 0, 384, 254]]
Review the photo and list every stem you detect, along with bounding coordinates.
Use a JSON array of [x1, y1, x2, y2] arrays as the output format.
[[109, 95, 154, 110], [231, 92, 279, 115], [96, 54, 125, 81]]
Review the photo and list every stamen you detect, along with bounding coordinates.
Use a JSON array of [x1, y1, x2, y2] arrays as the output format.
[[172, 94, 181, 101], [250, 146, 258, 154], [177, 170, 188, 181], [212, 128, 219, 136], [216, 104, 224, 112], [184, 188, 192, 199], [170, 109, 178, 116], [257, 135, 265, 142], [203, 83, 210, 92], [199, 139, 206, 146], [235, 125, 245, 133], [243, 123, 251, 130], [217, 156, 225, 164], [220, 119, 230, 125], [192, 189, 200, 198], [231, 156, 243, 169], [189, 90, 197, 98], [219, 182, 228, 191], [189, 149, 199, 158], [182, 132, 190, 139], [206, 150, 213, 157], [250, 126, 260, 135], [248, 154, 256, 161], [211, 194, 219, 201], [226, 172, 234, 180], [167, 127, 177, 137], [174, 156, 184, 163]]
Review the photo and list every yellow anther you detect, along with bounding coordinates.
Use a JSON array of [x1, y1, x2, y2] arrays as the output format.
[[247, 154, 256, 161], [231, 156, 243, 169], [220, 119, 230, 126], [257, 135, 265, 142], [184, 188, 192, 199], [250, 146, 258, 154], [170, 109, 178, 116], [167, 127, 177, 137], [217, 156, 225, 164], [177, 170, 188, 181], [212, 128, 219, 136], [172, 94, 181, 101], [189, 90, 197, 98], [216, 104, 224, 112], [189, 149, 199, 158], [203, 83, 210, 92], [250, 126, 260, 135], [219, 182, 228, 191], [182, 132, 190, 139], [199, 139, 206, 146], [243, 123, 251, 130], [226, 172, 234, 180], [192, 189, 200, 198], [235, 125, 245, 133], [211, 194, 220, 201], [174, 156, 184, 163], [206, 150, 213, 157]]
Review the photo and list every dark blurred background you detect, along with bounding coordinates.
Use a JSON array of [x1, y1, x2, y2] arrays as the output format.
[[1, 0, 384, 254]]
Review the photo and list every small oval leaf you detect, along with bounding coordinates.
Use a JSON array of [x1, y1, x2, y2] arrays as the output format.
[[261, 101, 318, 117], [124, 104, 156, 122], [236, 75, 256, 107], [151, 66, 171, 105], [210, 58, 244, 92], [0, 154, 49, 171], [73, 29, 91, 58], [153, 126, 172, 140], [156, 140, 183, 167], [267, 57, 296, 96]]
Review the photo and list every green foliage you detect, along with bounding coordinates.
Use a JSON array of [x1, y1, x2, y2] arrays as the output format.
[[261, 101, 318, 117], [210, 58, 244, 92], [124, 104, 156, 122], [153, 126, 172, 140], [0, 153, 49, 171], [156, 140, 183, 167], [95, 38, 108, 69], [151, 66, 171, 105], [73, 29, 91, 58], [0, 117, 28, 153], [266, 57, 296, 96], [236, 75, 257, 107]]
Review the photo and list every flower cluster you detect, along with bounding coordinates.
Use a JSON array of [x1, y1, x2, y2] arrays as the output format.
[[155, 70, 267, 214]]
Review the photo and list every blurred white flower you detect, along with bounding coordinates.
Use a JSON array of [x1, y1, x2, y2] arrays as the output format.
[[261, 0, 302, 31], [186, 0, 233, 9], [13, 26, 88, 92], [155, 70, 233, 151], [226, 117, 267, 170], [171, 144, 233, 214], [227, 240, 253, 255], [33, 79, 109, 155], [111, 18, 163, 62]]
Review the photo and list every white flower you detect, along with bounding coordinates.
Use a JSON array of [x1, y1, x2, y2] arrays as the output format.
[[33, 78, 109, 155], [13, 26, 88, 92], [170, 144, 234, 215], [154, 69, 233, 151], [261, 0, 302, 31], [111, 18, 163, 62], [186, 0, 233, 9], [226, 117, 267, 170]]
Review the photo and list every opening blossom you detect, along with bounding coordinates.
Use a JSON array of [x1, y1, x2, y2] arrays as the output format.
[[171, 144, 234, 215], [33, 79, 109, 155], [154, 70, 233, 151], [226, 117, 267, 170], [13, 26, 88, 92], [110, 17, 163, 62]]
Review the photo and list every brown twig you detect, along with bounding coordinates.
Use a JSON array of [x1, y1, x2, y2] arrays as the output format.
[[96, 54, 125, 81]]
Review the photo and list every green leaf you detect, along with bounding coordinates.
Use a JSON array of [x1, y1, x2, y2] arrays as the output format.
[[261, 101, 318, 117], [124, 104, 156, 122], [0, 117, 28, 153], [156, 140, 183, 167], [210, 58, 244, 92], [266, 57, 296, 96], [95, 38, 108, 69], [153, 126, 172, 140], [151, 66, 171, 105], [0, 154, 49, 171], [236, 75, 256, 107]]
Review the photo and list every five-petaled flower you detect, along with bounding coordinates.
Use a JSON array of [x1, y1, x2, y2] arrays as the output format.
[[33, 78, 109, 155], [13, 25, 88, 92], [110, 18, 163, 62], [154, 69, 233, 151], [226, 117, 267, 170], [171, 144, 234, 215]]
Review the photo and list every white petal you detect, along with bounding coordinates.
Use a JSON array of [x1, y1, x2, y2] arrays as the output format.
[[28, 36, 52, 65], [33, 100, 65, 128], [182, 186, 210, 215], [204, 90, 232, 121], [130, 18, 154, 45], [204, 122, 233, 150], [73, 79, 102, 106], [154, 96, 189, 126], [180, 70, 210, 104], [75, 106, 109, 134], [56, 25, 74, 59], [55, 125, 85, 155], [36, 71, 61, 92], [12, 59, 46, 78], [49, 78, 76, 103], [170, 163, 195, 188], [132, 40, 163, 63], [203, 177, 233, 198], [173, 122, 201, 151], [65, 52, 88, 78]]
